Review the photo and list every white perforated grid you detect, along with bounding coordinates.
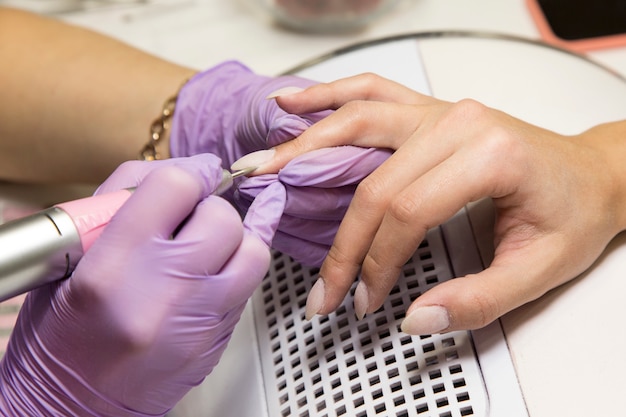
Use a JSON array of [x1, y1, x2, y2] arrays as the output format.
[[252, 227, 488, 417]]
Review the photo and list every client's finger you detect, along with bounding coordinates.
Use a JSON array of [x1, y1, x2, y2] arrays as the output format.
[[272, 73, 434, 114], [232, 101, 423, 175], [399, 259, 551, 335]]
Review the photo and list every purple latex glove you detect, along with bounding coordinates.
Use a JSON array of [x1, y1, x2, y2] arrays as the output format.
[[236, 146, 392, 266], [170, 61, 329, 193], [0, 154, 285, 416]]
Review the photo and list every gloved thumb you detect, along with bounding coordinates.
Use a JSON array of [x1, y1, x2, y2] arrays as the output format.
[[95, 154, 225, 195]]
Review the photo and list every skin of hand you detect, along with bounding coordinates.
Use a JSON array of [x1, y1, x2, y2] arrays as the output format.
[[0, 154, 283, 416], [0, 7, 195, 183], [241, 73, 626, 335]]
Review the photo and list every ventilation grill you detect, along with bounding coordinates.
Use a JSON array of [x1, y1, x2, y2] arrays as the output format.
[[252, 227, 488, 417]]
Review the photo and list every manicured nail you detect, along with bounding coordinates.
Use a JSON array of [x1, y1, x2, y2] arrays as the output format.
[[305, 278, 325, 320], [400, 306, 450, 335], [353, 281, 369, 320], [266, 86, 304, 99], [231, 149, 275, 172]]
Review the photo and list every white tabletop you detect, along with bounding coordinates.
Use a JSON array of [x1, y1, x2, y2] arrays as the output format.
[[6, 1, 626, 415], [47, 0, 626, 79]]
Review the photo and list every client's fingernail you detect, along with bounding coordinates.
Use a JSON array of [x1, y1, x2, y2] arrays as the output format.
[[401, 306, 450, 335], [231, 149, 275, 172], [266, 86, 304, 99], [305, 278, 325, 320], [354, 281, 369, 320]]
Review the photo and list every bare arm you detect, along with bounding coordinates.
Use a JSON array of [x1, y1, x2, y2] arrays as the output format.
[[0, 7, 196, 184]]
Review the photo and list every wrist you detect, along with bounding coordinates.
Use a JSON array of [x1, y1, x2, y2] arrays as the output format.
[[139, 76, 194, 161], [0, 356, 152, 417], [0, 297, 154, 417], [580, 120, 626, 233]]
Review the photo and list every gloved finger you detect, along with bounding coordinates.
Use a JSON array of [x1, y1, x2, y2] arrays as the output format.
[[102, 163, 215, 244], [242, 181, 286, 247], [206, 235, 272, 314], [278, 147, 392, 188], [235, 72, 327, 154], [235, 174, 278, 200], [172, 195, 245, 275], [235, 178, 332, 266], [276, 216, 339, 246], [95, 154, 225, 196], [272, 232, 329, 267], [266, 112, 331, 148], [280, 186, 354, 220], [238, 100, 422, 176], [273, 72, 434, 114], [238, 180, 354, 221]]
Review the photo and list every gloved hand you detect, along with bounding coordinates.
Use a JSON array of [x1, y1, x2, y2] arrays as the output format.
[[0, 154, 285, 417], [235, 146, 391, 266], [170, 61, 329, 172]]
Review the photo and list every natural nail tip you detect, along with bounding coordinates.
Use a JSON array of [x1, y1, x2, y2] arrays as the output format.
[[401, 305, 450, 335], [305, 278, 325, 320], [231, 149, 276, 172], [266, 86, 304, 99], [354, 281, 369, 320]]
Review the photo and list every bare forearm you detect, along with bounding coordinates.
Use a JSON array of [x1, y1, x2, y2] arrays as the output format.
[[0, 7, 196, 183]]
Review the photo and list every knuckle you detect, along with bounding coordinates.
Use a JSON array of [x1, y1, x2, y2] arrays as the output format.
[[387, 194, 420, 227], [362, 251, 387, 278], [322, 246, 362, 294], [79, 283, 162, 352], [479, 126, 519, 156], [329, 101, 373, 136], [339, 100, 370, 119], [465, 278, 502, 329], [428, 98, 492, 140], [355, 72, 385, 89], [450, 98, 490, 121], [354, 174, 388, 207], [117, 320, 160, 352], [362, 252, 400, 287], [475, 127, 527, 183], [325, 244, 359, 271]]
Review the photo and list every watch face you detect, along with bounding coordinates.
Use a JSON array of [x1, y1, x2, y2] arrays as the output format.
[[535, 0, 626, 40]]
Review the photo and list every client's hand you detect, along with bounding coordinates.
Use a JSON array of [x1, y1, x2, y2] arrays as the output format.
[[0, 154, 282, 416], [242, 73, 626, 334]]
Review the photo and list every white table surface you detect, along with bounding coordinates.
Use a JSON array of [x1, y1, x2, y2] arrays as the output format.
[[5, 1, 626, 416]]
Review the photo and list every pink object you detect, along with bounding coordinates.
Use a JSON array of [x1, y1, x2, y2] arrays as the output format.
[[56, 189, 132, 253]]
